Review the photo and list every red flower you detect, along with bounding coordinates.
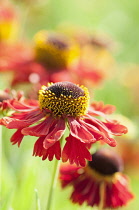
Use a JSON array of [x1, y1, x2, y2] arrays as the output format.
[[0, 30, 109, 89], [59, 148, 134, 209], [0, 31, 77, 87], [0, 82, 127, 166]]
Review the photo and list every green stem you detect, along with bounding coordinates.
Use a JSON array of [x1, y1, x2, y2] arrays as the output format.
[[46, 159, 60, 210], [35, 189, 41, 210], [46, 136, 64, 210]]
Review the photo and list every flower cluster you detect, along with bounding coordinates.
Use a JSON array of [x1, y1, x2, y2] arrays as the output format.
[[0, 2, 135, 209]]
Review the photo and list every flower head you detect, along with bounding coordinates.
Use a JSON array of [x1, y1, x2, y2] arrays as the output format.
[[34, 31, 79, 70], [0, 82, 127, 166], [60, 148, 134, 209], [39, 82, 89, 117], [0, 32, 77, 88]]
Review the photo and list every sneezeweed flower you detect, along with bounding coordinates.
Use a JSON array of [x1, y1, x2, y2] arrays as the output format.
[[0, 82, 127, 166], [34, 30, 79, 70], [59, 148, 134, 209], [0, 30, 79, 89]]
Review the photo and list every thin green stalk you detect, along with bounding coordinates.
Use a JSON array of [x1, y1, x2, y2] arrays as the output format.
[[35, 189, 41, 210], [46, 158, 60, 210], [46, 136, 64, 210]]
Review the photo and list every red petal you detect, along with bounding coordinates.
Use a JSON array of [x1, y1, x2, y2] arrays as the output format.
[[43, 118, 66, 149], [104, 121, 128, 135], [105, 174, 134, 208], [91, 101, 116, 114], [22, 116, 55, 136], [0, 117, 30, 129], [62, 135, 92, 167], [68, 117, 95, 143], [1, 111, 44, 129], [33, 136, 61, 161], [8, 99, 38, 112], [10, 129, 24, 146], [1, 109, 44, 129], [79, 118, 106, 141], [59, 164, 81, 188], [101, 137, 117, 147]]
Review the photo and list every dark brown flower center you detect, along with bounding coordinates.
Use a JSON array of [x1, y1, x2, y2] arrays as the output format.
[[47, 35, 68, 50], [88, 149, 123, 176], [46, 82, 85, 98]]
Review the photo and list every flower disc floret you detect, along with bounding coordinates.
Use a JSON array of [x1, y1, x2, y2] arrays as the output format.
[[39, 81, 90, 117]]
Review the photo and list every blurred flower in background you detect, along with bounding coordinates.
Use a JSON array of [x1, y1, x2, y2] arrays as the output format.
[[60, 148, 134, 209]]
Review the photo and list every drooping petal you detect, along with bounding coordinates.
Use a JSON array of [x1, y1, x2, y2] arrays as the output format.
[[68, 117, 95, 143], [71, 178, 92, 205], [11, 109, 43, 120], [104, 120, 128, 135], [0, 109, 44, 129], [59, 164, 81, 188], [85, 114, 112, 137], [70, 174, 100, 207], [87, 181, 100, 207], [0, 117, 30, 129], [43, 141, 61, 161], [101, 137, 117, 147], [8, 99, 39, 112], [62, 135, 92, 167], [86, 113, 127, 138], [22, 116, 55, 136], [105, 174, 134, 208], [10, 129, 24, 146], [81, 116, 117, 146], [79, 118, 106, 141], [61, 167, 102, 207], [43, 118, 66, 149], [33, 136, 61, 161]]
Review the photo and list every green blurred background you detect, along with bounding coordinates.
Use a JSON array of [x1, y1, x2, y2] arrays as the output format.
[[1, 0, 139, 209]]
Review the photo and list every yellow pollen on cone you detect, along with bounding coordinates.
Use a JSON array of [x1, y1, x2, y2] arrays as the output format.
[[39, 82, 90, 117]]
